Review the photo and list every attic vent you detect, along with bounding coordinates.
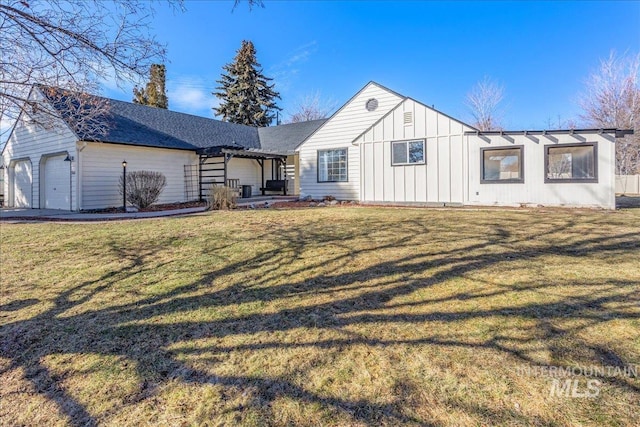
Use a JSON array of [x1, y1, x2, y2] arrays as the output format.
[[404, 111, 413, 125], [365, 98, 378, 112]]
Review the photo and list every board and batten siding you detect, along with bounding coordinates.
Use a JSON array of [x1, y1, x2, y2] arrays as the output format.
[[466, 133, 616, 209], [80, 142, 198, 210], [356, 99, 474, 204], [1, 108, 78, 209], [296, 82, 404, 200]]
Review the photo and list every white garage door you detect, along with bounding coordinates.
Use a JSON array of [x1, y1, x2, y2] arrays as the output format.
[[13, 160, 32, 208], [44, 154, 71, 210]]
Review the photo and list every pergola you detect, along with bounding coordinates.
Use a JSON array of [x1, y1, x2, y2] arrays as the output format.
[[196, 147, 289, 199]]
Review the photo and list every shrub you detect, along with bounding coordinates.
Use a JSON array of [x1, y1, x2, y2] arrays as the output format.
[[207, 185, 237, 210], [119, 170, 167, 209], [323, 195, 336, 201]]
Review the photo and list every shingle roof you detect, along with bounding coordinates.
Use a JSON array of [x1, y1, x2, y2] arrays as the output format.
[[258, 119, 327, 153], [40, 86, 319, 153], [100, 99, 261, 151]]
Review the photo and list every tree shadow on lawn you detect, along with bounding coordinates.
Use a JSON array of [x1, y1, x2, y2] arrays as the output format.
[[1, 212, 639, 425]]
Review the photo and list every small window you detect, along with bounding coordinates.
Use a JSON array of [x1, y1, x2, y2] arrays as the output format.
[[317, 148, 348, 182], [545, 143, 597, 183], [481, 146, 524, 183], [392, 140, 425, 165]]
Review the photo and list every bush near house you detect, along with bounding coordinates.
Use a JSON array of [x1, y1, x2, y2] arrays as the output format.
[[119, 170, 167, 209], [207, 185, 237, 210]]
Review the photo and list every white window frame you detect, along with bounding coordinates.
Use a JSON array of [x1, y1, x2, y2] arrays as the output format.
[[317, 148, 348, 182]]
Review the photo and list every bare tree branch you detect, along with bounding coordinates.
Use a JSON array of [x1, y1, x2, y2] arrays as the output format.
[[578, 51, 640, 175], [465, 76, 505, 131], [0, 0, 181, 141], [285, 91, 335, 124]]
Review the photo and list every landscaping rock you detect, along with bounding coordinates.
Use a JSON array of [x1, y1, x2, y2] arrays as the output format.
[[329, 200, 339, 206], [249, 203, 256, 209], [317, 202, 327, 207], [309, 202, 317, 207]]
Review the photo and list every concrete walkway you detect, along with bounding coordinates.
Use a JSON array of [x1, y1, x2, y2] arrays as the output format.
[[0, 206, 208, 222], [0, 196, 299, 222]]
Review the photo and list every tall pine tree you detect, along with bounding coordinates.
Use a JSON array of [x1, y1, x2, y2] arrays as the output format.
[[133, 64, 168, 109], [214, 40, 280, 126]]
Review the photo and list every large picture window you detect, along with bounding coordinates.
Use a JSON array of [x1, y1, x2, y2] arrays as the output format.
[[545, 143, 597, 183], [481, 146, 524, 183], [392, 140, 425, 165], [317, 148, 348, 182]]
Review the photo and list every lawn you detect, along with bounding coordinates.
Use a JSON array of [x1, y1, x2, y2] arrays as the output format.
[[1, 206, 639, 426]]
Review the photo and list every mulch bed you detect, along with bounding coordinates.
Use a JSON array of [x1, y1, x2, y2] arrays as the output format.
[[82, 201, 207, 214]]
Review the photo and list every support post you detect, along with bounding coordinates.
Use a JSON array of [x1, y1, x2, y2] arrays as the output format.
[[223, 154, 229, 187], [258, 159, 265, 195], [198, 156, 204, 201], [283, 158, 287, 195]]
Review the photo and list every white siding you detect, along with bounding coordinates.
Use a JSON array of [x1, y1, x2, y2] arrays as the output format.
[[466, 133, 616, 209], [226, 157, 277, 196], [80, 142, 198, 210], [13, 160, 33, 208], [226, 157, 264, 196], [358, 99, 474, 204], [1, 91, 78, 209], [297, 82, 404, 200], [285, 154, 297, 195]]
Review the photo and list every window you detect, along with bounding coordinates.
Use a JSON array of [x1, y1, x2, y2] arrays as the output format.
[[317, 148, 348, 182], [481, 146, 524, 183], [391, 140, 425, 165], [545, 143, 597, 183]]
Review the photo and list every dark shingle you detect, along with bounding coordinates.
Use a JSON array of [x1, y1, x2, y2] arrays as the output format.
[[258, 119, 327, 153], [40, 86, 259, 151], [39, 86, 322, 154]]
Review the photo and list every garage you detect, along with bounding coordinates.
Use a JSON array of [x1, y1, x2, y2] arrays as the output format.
[[13, 159, 32, 208], [43, 154, 71, 210]]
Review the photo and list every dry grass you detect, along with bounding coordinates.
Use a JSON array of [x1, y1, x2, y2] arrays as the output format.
[[1, 206, 639, 426]]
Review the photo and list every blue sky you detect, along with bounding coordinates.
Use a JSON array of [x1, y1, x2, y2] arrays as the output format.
[[103, 0, 640, 130]]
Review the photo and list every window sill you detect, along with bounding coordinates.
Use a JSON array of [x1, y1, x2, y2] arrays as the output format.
[[391, 162, 426, 167], [480, 180, 524, 184], [544, 178, 598, 184]]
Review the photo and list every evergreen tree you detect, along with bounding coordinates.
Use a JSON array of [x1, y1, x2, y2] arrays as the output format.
[[214, 40, 281, 126], [133, 64, 168, 109]]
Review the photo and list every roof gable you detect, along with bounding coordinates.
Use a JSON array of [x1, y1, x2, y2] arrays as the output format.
[[295, 81, 406, 150], [352, 97, 477, 144]]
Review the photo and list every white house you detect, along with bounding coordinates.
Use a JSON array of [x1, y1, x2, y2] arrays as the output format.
[[297, 82, 630, 209], [1, 83, 632, 211], [1, 85, 324, 211]]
